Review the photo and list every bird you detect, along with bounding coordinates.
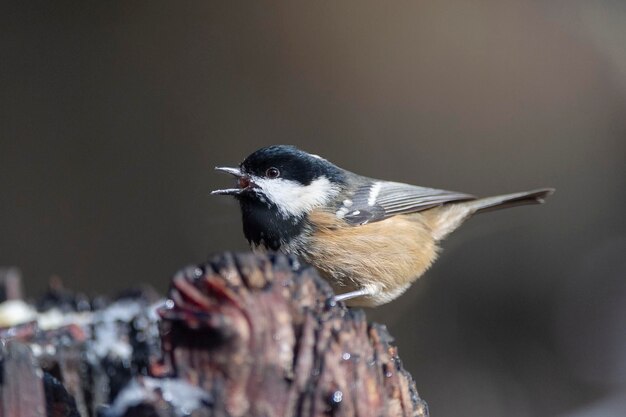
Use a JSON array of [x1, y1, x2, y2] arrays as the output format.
[[212, 145, 553, 307]]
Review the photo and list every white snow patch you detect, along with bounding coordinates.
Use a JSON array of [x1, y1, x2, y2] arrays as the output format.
[[108, 378, 211, 416], [0, 300, 37, 327]]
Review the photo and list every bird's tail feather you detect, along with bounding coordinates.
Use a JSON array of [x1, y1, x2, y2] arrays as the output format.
[[426, 188, 554, 241], [469, 188, 555, 214]]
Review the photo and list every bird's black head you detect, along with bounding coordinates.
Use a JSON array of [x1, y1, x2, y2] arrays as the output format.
[[239, 145, 345, 186], [212, 145, 347, 250]]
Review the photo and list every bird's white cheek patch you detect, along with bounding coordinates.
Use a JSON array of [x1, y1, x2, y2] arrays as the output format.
[[254, 176, 339, 218]]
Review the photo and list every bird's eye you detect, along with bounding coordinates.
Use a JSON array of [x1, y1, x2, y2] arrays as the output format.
[[266, 167, 280, 178]]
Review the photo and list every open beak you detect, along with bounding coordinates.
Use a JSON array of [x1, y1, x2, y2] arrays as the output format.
[[211, 166, 252, 195]]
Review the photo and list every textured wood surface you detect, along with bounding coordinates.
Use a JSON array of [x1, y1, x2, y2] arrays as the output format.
[[160, 252, 428, 417], [0, 341, 46, 417], [0, 252, 428, 417]]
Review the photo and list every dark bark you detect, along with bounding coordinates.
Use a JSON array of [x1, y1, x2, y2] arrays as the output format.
[[0, 253, 428, 417], [0, 341, 46, 417]]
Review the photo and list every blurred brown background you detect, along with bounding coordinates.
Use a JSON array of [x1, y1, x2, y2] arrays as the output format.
[[1, 1, 625, 416]]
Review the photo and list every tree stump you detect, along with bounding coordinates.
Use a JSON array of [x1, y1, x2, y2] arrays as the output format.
[[0, 253, 428, 417]]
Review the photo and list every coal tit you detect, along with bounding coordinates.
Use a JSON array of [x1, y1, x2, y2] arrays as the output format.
[[212, 145, 553, 307]]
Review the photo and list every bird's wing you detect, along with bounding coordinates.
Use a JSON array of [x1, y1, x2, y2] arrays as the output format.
[[339, 180, 475, 225]]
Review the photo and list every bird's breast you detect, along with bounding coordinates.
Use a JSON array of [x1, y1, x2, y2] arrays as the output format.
[[298, 210, 439, 303]]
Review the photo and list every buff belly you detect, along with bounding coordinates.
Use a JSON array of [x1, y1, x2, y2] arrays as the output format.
[[300, 211, 439, 307]]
